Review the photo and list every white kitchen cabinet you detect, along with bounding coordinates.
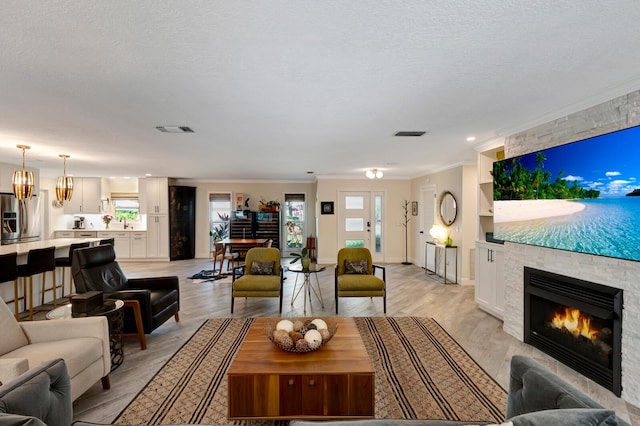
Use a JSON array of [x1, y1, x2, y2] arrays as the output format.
[[74, 231, 97, 238], [130, 232, 147, 258], [140, 177, 168, 215], [64, 178, 102, 214], [475, 241, 505, 319], [55, 231, 75, 238], [146, 215, 169, 259], [97, 231, 130, 258]]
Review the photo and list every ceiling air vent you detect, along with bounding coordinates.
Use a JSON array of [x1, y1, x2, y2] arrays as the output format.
[[394, 131, 427, 137], [156, 126, 195, 133]]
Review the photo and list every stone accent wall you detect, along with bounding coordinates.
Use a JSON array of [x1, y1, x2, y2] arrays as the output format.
[[502, 89, 640, 406]]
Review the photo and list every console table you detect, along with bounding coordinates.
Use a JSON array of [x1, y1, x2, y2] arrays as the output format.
[[425, 242, 458, 284]]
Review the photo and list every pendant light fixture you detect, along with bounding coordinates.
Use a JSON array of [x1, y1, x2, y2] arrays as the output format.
[[56, 154, 74, 202], [12, 145, 35, 200]]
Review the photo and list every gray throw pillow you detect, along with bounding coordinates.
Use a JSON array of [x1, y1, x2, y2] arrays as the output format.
[[344, 259, 368, 274], [250, 260, 275, 275], [509, 408, 619, 426]]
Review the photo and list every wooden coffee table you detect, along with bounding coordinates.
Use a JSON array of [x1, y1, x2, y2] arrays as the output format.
[[227, 317, 375, 420]]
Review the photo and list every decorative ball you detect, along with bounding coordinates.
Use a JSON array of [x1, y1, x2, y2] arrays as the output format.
[[275, 333, 294, 348], [319, 328, 331, 341], [293, 320, 305, 332], [266, 318, 337, 353], [311, 318, 328, 330], [273, 329, 288, 340], [289, 331, 304, 343], [276, 319, 294, 333], [296, 338, 309, 351], [304, 329, 322, 349]]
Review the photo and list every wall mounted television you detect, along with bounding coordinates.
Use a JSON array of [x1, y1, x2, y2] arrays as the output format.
[[493, 124, 640, 262]]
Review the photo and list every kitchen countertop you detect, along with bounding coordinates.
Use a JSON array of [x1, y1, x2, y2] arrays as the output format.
[[0, 237, 103, 258], [56, 228, 146, 232]]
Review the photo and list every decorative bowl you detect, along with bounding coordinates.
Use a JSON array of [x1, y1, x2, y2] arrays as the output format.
[[264, 317, 338, 353]]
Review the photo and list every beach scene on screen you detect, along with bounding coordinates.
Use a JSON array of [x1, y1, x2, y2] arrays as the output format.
[[493, 125, 640, 262]]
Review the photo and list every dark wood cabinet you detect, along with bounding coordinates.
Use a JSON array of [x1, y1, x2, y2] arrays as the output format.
[[227, 318, 375, 420], [169, 186, 195, 260], [228, 373, 374, 418], [230, 211, 280, 252]]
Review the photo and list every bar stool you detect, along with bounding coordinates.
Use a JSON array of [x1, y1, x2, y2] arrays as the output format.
[[17, 246, 56, 320], [0, 252, 21, 320], [99, 238, 115, 246], [55, 242, 90, 297]]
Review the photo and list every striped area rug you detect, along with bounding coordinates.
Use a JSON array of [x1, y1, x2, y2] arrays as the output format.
[[114, 317, 507, 425]]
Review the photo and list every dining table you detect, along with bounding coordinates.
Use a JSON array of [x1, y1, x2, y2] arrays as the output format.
[[219, 238, 268, 251], [219, 238, 268, 268]]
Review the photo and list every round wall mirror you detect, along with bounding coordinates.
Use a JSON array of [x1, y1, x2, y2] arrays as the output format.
[[439, 191, 457, 226]]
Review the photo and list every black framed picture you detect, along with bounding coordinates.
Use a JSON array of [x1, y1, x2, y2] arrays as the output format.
[[321, 201, 334, 215], [411, 201, 418, 216]]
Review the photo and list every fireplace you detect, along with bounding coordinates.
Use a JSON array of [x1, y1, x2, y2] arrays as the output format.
[[524, 267, 622, 396]]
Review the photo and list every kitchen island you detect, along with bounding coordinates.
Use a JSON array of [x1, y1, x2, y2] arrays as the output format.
[[0, 238, 103, 318], [0, 237, 103, 261]]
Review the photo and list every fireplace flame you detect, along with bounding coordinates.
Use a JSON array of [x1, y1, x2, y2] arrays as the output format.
[[550, 307, 598, 341]]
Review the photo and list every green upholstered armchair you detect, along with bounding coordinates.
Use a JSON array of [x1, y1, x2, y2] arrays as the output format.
[[231, 247, 284, 313], [334, 247, 386, 314]]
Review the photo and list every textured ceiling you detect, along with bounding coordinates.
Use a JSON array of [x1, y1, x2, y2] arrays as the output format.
[[2, 1, 640, 181]]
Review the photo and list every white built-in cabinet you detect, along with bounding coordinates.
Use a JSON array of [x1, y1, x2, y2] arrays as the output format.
[[475, 143, 506, 319], [64, 178, 102, 214], [140, 177, 169, 259], [475, 241, 505, 319]]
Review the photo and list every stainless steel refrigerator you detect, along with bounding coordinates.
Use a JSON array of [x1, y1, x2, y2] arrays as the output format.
[[1, 193, 41, 245]]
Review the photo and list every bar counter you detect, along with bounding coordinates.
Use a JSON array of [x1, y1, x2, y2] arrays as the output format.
[[0, 238, 103, 261]]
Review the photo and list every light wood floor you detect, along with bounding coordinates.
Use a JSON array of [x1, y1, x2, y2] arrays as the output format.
[[36, 258, 638, 425]]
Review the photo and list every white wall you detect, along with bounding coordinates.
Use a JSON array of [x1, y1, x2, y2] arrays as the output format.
[[501, 89, 640, 406], [410, 164, 477, 284]]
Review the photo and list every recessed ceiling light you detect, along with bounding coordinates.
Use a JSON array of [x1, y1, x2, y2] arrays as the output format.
[[145, 173, 152, 177], [306, 171, 314, 174], [156, 126, 194, 133], [394, 131, 427, 137], [466, 136, 476, 142]]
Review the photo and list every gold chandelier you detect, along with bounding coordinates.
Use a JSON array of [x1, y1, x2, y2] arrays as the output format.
[[56, 154, 74, 202], [12, 145, 35, 200]]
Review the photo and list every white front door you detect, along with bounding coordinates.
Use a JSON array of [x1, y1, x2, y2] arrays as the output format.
[[418, 186, 436, 268], [338, 191, 384, 261]]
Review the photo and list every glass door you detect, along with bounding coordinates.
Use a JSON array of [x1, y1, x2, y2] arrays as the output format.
[[283, 193, 305, 256], [209, 193, 232, 251], [338, 191, 384, 261]]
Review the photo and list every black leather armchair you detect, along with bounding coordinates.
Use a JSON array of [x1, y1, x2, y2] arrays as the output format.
[[71, 244, 180, 335]]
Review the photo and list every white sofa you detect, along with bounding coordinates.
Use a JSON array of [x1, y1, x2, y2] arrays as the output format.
[[0, 297, 111, 401]]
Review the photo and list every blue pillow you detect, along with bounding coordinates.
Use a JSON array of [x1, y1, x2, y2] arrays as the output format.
[[509, 408, 619, 426]]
